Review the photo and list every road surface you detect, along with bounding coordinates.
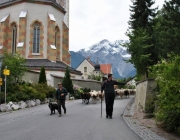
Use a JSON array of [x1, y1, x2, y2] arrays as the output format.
[[0, 96, 141, 140]]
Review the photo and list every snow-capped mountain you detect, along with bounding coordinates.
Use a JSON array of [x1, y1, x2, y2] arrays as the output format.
[[70, 39, 136, 78]]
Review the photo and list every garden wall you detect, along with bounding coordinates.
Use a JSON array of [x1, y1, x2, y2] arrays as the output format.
[[52, 74, 101, 91], [135, 79, 157, 111], [22, 71, 102, 91]]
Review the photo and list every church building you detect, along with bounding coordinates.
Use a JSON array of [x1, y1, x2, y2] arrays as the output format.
[[0, 0, 82, 85]]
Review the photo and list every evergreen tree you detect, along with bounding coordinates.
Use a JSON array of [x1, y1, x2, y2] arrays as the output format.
[[129, 0, 157, 31], [62, 66, 74, 94], [153, 0, 180, 59], [125, 29, 153, 78], [125, 0, 157, 78], [38, 66, 47, 84]]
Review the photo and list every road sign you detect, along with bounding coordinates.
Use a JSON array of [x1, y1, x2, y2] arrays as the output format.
[[3, 69, 10, 75], [0, 78, 2, 85]]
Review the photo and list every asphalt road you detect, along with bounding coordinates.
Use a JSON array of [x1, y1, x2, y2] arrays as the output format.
[[0, 96, 141, 140]]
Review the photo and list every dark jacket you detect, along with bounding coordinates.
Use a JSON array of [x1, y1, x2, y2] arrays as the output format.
[[101, 80, 126, 95], [56, 87, 67, 100]]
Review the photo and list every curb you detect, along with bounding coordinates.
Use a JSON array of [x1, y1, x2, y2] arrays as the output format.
[[123, 98, 166, 140]]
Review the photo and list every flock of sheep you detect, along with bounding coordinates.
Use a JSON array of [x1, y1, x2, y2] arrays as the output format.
[[81, 88, 136, 104]]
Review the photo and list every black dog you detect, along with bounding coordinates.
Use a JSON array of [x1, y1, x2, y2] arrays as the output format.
[[48, 102, 58, 115]]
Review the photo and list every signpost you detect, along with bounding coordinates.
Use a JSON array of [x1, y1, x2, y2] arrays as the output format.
[[3, 67, 10, 104], [0, 55, 3, 104]]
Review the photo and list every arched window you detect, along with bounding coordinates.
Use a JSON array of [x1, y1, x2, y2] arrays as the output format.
[[12, 24, 17, 54], [33, 22, 40, 53], [55, 27, 58, 48], [55, 26, 60, 59]]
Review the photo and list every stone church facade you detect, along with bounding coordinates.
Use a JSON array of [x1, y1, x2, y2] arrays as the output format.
[[0, 0, 70, 63], [0, 0, 82, 86]]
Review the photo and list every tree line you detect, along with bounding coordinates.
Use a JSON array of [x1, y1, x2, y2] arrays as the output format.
[[124, 0, 180, 134]]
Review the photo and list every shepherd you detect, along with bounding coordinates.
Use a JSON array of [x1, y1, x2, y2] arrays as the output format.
[[101, 74, 126, 119]]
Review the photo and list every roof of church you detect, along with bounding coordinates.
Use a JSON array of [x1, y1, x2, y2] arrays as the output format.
[[0, 0, 59, 4], [0, 0, 65, 12], [0, 0, 10, 4], [24, 59, 82, 75]]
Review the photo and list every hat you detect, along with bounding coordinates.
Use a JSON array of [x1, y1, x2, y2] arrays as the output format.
[[58, 82, 62, 85]]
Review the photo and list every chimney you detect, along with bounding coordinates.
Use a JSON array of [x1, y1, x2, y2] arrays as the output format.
[[87, 56, 90, 61]]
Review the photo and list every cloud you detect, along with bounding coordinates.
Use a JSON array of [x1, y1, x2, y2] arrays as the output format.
[[69, 0, 165, 51]]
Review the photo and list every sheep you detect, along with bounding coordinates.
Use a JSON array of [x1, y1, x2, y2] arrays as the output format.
[[124, 89, 130, 98], [81, 92, 91, 104], [115, 89, 124, 99], [129, 89, 136, 96], [89, 90, 99, 104], [97, 91, 104, 101]]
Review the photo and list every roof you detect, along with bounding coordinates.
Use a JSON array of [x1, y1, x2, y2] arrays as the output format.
[[0, 0, 65, 13], [24, 59, 82, 75], [76, 58, 94, 69], [100, 64, 111, 75], [87, 59, 94, 66]]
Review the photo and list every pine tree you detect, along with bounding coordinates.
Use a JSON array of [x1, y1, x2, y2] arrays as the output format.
[[153, 0, 180, 59], [38, 66, 47, 84], [125, 0, 158, 78], [62, 66, 74, 94], [129, 0, 157, 31]]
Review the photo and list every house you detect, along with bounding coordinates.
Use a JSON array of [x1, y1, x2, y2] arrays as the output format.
[[76, 57, 113, 81], [76, 57, 94, 79], [0, 0, 82, 86]]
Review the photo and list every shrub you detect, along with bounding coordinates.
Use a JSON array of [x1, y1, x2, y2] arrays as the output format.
[[73, 90, 82, 99], [83, 88, 91, 92], [145, 92, 157, 115], [33, 83, 56, 99], [150, 54, 180, 133]]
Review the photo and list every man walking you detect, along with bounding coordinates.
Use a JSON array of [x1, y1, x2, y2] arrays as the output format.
[[56, 82, 67, 117], [101, 74, 126, 119]]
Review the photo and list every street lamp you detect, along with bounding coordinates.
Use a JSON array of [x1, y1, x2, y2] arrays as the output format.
[[0, 55, 3, 105]]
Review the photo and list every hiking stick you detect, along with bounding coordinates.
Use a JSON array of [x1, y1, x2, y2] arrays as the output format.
[[101, 95, 102, 118]]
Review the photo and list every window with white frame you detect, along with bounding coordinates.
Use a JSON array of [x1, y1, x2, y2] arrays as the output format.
[[12, 24, 17, 54], [33, 23, 40, 53], [84, 67, 87, 73]]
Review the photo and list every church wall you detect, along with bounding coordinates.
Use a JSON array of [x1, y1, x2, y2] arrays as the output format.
[[0, 2, 65, 61], [62, 22, 70, 65]]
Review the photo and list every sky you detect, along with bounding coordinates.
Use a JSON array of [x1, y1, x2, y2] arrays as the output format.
[[69, 0, 165, 52]]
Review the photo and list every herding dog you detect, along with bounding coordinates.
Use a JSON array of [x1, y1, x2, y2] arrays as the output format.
[[48, 102, 58, 115]]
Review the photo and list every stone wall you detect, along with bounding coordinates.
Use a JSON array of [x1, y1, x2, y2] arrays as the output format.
[[53, 75, 101, 91], [22, 71, 101, 91], [135, 79, 157, 111]]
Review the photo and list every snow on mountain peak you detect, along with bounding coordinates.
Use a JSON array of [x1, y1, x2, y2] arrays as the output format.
[[83, 39, 129, 57]]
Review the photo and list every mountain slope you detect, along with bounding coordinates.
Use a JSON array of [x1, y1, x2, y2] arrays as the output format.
[[70, 39, 136, 78], [70, 51, 85, 69]]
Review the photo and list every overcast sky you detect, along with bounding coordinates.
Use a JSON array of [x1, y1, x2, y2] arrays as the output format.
[[69, 0, 165, 51]]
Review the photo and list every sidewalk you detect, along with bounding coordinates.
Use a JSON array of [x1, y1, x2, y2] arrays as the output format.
[[123, 98, 166, 140]]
